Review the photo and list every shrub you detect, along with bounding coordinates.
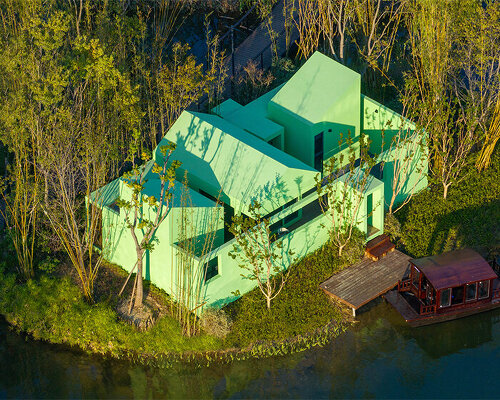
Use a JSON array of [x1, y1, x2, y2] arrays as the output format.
[[225, 240, 356, 347]]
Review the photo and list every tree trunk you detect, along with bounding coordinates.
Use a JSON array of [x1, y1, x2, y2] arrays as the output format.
[[135, 252, 144, 309], [266, 295, 271, 309]]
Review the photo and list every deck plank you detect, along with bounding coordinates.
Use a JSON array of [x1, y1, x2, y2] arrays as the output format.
[[320, 250, 411, 310]]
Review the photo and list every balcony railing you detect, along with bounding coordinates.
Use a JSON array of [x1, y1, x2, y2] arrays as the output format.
[[420, 304, 436, 315], [398, 279, 411, 292]]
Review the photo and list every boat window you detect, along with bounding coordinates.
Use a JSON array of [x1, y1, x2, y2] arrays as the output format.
[[466, 283, 477, 302], [440, 288, 451, 308], [451, 286, 464, 305], [412, 267, 420, 289], [478, 280, 490, 299]]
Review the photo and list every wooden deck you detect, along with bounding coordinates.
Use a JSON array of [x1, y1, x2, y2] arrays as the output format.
[[320, 250, 411, 316]]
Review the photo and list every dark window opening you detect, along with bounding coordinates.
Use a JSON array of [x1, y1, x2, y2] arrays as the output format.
[[478, 280, 490, 299], [412, 266, 420, 290], [205, 258, 218, 282], [440, 288, 451, 308], [302, 186, 317, 198], [451, 286, 464, 305], [224, 203, 234, 242], [314, 132, 324, 172], [466, 283, 477, 302], [284, 210, 299, 225]]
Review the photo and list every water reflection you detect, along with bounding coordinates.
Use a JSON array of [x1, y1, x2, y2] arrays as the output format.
[[2, 303, 500, 398]]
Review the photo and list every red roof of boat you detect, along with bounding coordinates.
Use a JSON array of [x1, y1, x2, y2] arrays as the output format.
[[410, 249, 496, 290]]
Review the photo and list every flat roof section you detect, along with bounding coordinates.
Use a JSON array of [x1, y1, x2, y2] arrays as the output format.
[[224, 85, 284, 142]]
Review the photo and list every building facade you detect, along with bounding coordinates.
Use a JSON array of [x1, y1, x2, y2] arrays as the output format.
[[93, 52, 427, 308]]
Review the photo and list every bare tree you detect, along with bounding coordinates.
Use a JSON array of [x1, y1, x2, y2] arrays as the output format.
[[229, 202, 295, 310], [352, 0, 405, 75], [174, 175, 222, 336], [317, 135, 377, 256], [385, 127, 427, 214]]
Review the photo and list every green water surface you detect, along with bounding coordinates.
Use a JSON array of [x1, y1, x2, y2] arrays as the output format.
[[1, 300, 499, 398]]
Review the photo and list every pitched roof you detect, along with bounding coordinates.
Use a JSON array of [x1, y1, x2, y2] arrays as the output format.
[[269, 51, 360, 124], [159, 111, 317, 213], [411, 249, 496, 290]]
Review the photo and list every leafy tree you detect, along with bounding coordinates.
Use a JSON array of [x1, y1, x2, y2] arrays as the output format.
[[229, 202, 295, 310], [117, 144, 181, 311], [317, 135, 377, 256], [405, 0, 500, 199]]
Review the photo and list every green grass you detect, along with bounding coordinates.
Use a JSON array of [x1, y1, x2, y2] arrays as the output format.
[[0, 269, 221, 357], [225, 237, 363, 348], [397, 149, 500, 258]]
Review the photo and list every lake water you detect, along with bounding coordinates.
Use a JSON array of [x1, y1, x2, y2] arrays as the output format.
[[2, 299, 500, 399]]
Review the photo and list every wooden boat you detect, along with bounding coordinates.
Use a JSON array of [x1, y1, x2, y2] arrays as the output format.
[[384, 248, 500, 327]]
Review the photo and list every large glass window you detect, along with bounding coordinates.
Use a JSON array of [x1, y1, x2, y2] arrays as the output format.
[[478, 280, 490, 299], [440, 288, 451, 308], [451, 286, 464, 305], [466, 283, 477, 302]]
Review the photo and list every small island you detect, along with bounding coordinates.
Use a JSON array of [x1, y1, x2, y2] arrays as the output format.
[[0, 0, 498, 373]]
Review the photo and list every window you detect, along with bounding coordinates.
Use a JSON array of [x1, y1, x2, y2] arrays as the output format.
[[204, 258, 218, 282], [478, 280, 490, 299], [440, 288, 451, 308], [284, 210, 300, 225], [412, 266, 420, 290], [451, 286, 464, 305], [314, 132, 324, 172], [466, 283, 477, 302]]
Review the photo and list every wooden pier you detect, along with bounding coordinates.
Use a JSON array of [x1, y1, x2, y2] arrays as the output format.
[[320, 250, 411, 316]]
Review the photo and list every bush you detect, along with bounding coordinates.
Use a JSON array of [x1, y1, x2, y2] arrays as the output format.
[[200, 308, 232, 339], [225, 240, 357, 347]]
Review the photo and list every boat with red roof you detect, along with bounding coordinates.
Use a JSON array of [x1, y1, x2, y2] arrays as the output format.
[[385, 248, 500, 327]]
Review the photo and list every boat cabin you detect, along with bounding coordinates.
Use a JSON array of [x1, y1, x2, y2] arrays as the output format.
[[398, 249, 500, 316]]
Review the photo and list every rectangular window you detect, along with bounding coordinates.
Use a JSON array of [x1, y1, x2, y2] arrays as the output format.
[[314, 132, 324, 172], [204, 258, 218, 282], [478, 280, 490, 299], [412, 266, 420, 290], [451, 286, 464, 305], [466, 283, 477, 302], [440, 288, 451, 308]]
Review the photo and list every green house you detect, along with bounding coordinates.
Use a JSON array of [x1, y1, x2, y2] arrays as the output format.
[[93, 52, 427, 307]]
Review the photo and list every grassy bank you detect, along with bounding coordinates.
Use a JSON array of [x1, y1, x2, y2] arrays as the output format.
[[0, 238, 356, 365], [396, 149, 500, 258]]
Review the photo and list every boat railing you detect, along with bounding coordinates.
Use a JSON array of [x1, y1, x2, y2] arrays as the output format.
[[398, 279, 411, 292], [420, 304, 436, 315]]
